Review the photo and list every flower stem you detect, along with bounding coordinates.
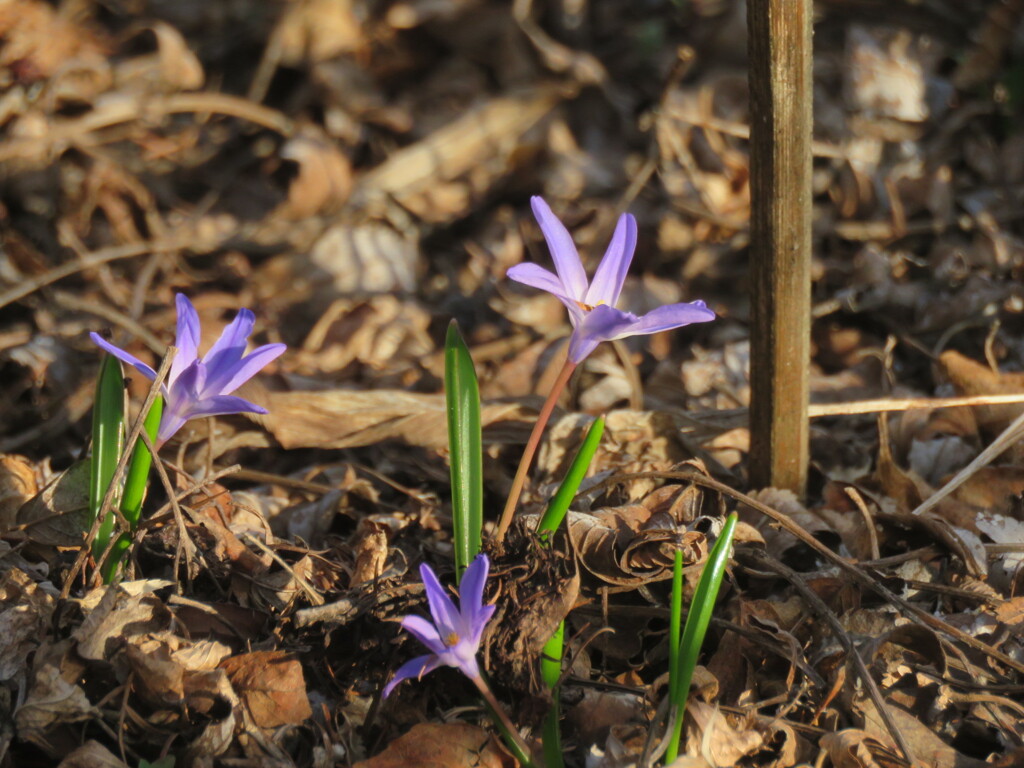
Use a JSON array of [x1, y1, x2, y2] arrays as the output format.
[[493, 360, 576, 546], [472, 675, 540, 767]]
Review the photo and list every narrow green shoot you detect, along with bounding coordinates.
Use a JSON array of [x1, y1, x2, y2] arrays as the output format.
[[90, 354, 125, 562], [540, 622, 564, 768], [664, 511, 737, 764], [535, 416, 605, 539], [444, 321, 483, 580], [536, 416, 604, 768], [121, 395, 164, 528], [99, 395, 164, 582]]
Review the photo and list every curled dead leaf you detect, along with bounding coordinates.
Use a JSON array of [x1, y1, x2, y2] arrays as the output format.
[[551, 484, 720, 588]]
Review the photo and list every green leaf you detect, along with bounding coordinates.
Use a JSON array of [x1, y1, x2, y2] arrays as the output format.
[[536, 416, 604, 539], [535, 418, 602, 768], [100, 395, 164, 582], [444, 320, 482, 579], [90, 353, 125, 562], [121, 394, 163, 529], [664, 511, 738, 764], [540, 622, 565, 768]]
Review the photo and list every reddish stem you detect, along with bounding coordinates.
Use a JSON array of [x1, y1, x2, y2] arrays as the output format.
[[493, 360, 577, 546]]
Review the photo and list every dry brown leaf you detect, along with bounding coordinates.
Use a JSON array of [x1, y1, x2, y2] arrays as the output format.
[[126, 641, 185, 709], [260, 389, 524, 450], [295, 296, 433, 374], [741, 488, 840, 564], [876, 415, 983, 542], [306, 223, 420, 294], [553, 484, 715, 588], [55, 740, 124, 768], [950, 466, 1024, 512], [15, 661, 95, 743], [819, 730, 888, 768], [275, 0, 366, 66], [73, 586, 171, 662], [994, 597, 1024, 629], [15, 459, 89, 547], [0, 0, 110, 82], [844, 25, 931, 122], [974, 513, 1024, 593], [351, 519, 390, 586], [939, 351, 1024, 439], [681, 700, 764, 767], [0, 569, 54, 681], [172, 639, 233, 671], [114, 22, 204, 92], [567, 689, 647, 752], [351, 85, 568, 223], [353, 722, 512, 768], [220, 650, 312, 729], [0, 453, 38, 532], [858, 699, 987, 768], [181, 668, 238, 761], [276, 130, 352, 219]]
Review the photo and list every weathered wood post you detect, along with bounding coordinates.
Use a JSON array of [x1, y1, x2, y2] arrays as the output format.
[[747, 0, 813, 494]]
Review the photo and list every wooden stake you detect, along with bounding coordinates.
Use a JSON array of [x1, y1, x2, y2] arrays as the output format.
[[747, 0, 813, 494]]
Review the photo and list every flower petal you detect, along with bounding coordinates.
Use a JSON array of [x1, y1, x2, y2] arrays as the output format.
[[507, 263, 569, 299], [507, 263, 587, 326], [401, 615, 446, 655], [90, 333, 159, 382], [458, 554, 490, 636], [171, 294, 201, 385], [207, 343, 286, 396], [443, 642, 481, 681], [531, 196, 588, 299], [158, 361, 206, 442], [608, 301, 716, 338], [156, 412, 188, 444], [200, 308, 256, 388], [469, 604, 496, 647], [420, 563, 461, 638], [181, 394, 269, 420], [383, 654, 443, 698], [584, 213, 637, 308], [566, 305, 638, 363]]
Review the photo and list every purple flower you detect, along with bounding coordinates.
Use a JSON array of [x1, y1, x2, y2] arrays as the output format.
[[90, 294, 286, 444], [384, 553, 495, 697], [508, 196, 716, 363]]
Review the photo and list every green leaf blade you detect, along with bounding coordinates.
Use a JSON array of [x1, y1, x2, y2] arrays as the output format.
[[665, 511, 738, 763], [444, 321, 483, 579], [90, 354, 125, 561], [120, 395, 163, 528], [536, 416, 604, 538]]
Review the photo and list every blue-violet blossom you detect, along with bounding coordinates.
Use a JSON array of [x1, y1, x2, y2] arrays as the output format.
[[508, 196, 716, 362], [90, 294, 286, 445], [384, 553, 495, 697]]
